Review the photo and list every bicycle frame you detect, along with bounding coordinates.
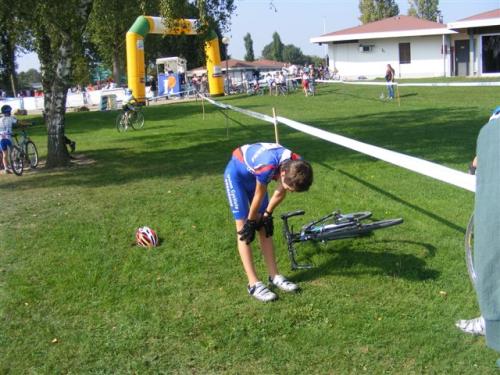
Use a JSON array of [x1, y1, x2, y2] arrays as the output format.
[[281, 209, 401, 270], [12, 128, 29, 149]]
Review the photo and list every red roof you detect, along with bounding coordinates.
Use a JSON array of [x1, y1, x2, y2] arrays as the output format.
[[190, 58, 286, 72], [321, 15, 446, 38], [458, 9, 500, 21]]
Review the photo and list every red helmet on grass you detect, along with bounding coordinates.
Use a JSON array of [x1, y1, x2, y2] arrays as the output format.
[[135, 226, 159, 248]]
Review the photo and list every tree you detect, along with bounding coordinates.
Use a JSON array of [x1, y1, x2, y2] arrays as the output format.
[[282, 44, 306, 65], [243, 33, 255, 62], [144, 1, 216, 71], [0, 23, 17, 96], [261, 32, 284, 61], [15, 0, 235, 169], [87, 0, 144, 85], [17, 0, 93, 168], [359, 0, 399, 24], [17, 69, 42, 90], [407, 0, 440, 21], [0, 2, 29, 96]]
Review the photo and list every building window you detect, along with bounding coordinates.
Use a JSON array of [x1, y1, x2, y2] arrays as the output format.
[[482, 35, 500, 74], [359, 44, 374, 53], [399, 43, 411, 64]]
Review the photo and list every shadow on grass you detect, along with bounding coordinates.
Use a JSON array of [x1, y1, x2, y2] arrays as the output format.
[[399, 93, 418, 98], [291, 238, 439, 283], [4, 99, 485, 195], [283, 106, 482, 166], [336, 168, 466, 235]]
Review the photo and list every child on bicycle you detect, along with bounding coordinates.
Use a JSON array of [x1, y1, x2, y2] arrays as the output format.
[[122, 88, 137, 120], [224, 142, 313, 302], [0, 105, 18, 173]]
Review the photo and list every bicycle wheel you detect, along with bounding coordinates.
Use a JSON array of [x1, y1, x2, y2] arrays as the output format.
[[358, 218, 403, 232], [315, 218, 403, 241], [10, 146, 24, 176], [130, 110, 144, 130], [25, 141, 38, 168], [116, 112, 127, 132], [335, 211, 372, 224], [464, 214, 477, 286]]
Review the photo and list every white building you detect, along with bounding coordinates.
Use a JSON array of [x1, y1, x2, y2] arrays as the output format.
[[310, 10, 500, 80]]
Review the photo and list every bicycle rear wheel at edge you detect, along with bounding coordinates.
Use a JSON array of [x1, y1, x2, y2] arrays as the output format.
[[465, 214, 476, 286]]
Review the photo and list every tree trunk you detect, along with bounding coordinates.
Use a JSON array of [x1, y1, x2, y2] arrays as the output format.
[[0, 29, 18, 97], [112, 44, 121, 86], [44, 86, 70, 167], [42, 36, 73, 168]]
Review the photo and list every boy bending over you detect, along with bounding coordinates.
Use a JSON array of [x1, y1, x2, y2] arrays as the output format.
[[224, 142, 313, 302]]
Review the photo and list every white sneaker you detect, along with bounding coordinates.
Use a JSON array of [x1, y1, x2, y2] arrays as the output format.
[[455, 316, 485, 336], [269, 274, 299, 293], [248, 281, 278, 302]]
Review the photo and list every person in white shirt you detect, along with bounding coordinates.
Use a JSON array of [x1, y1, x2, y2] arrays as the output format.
[[0, 105, 17, 172]]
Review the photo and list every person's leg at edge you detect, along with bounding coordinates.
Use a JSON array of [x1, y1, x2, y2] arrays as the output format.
[[1, 141, 10, 171]]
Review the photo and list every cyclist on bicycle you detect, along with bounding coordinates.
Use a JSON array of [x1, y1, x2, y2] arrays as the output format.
[[0, 105, 18, 173], [122, 88, 137, 121], [224, 142, 313, 302]]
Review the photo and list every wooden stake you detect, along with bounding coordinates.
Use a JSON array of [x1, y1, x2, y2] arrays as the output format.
[[201, 95, 205, 120], [272, 107, 279, 144], [225, 108, 229, 139]]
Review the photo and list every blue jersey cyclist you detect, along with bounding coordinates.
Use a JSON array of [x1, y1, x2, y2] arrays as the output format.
[[224, 142, 313, 302]]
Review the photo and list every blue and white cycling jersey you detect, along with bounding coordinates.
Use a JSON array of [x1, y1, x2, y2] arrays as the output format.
[[224, 143, 301, 220], [232, 143, 299, 184], [0, 115, 17, 141]]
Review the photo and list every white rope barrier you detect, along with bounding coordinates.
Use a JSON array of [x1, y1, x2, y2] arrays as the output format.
[[201, 95, 476, 193], [317, 79, 500, 87]]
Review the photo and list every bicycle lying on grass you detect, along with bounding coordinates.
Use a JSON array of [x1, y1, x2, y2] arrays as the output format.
[[281, 209, 403, 270], [116, 105, 144, 132], [3, 126, 39, 176]]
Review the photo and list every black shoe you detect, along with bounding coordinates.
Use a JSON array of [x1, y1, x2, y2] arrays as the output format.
[[70, 141, 76, 153]]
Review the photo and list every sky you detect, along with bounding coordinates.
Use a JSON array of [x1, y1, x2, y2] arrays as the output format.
[[17, 0, 500, 72]]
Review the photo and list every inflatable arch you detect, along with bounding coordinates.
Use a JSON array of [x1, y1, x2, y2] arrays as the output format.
[[126, 16, 224, 100]]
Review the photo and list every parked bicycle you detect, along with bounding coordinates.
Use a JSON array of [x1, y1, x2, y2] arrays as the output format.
[[13, 125, 38, 169], [281, 209, 403, 270], [1, 125, 39, 176], [5, 135, 26, 176], [116, 104, 144, 132]]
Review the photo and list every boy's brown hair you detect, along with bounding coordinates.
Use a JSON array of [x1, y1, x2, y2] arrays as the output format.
[[280, 159, 313, 192]]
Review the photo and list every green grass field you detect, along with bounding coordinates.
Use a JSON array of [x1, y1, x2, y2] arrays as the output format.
[[1, 82, 500, 373]]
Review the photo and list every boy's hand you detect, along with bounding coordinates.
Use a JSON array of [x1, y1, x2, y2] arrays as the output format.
[[468, 163, 476, 175], [238, 219, 259, 244], [260, 214, 274, 237]]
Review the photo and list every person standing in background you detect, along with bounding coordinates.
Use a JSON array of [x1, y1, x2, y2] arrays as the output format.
[[385, 64, 395, 100]]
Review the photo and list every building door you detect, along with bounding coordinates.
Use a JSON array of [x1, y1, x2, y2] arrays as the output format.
[[455, 40, 469, 76]]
